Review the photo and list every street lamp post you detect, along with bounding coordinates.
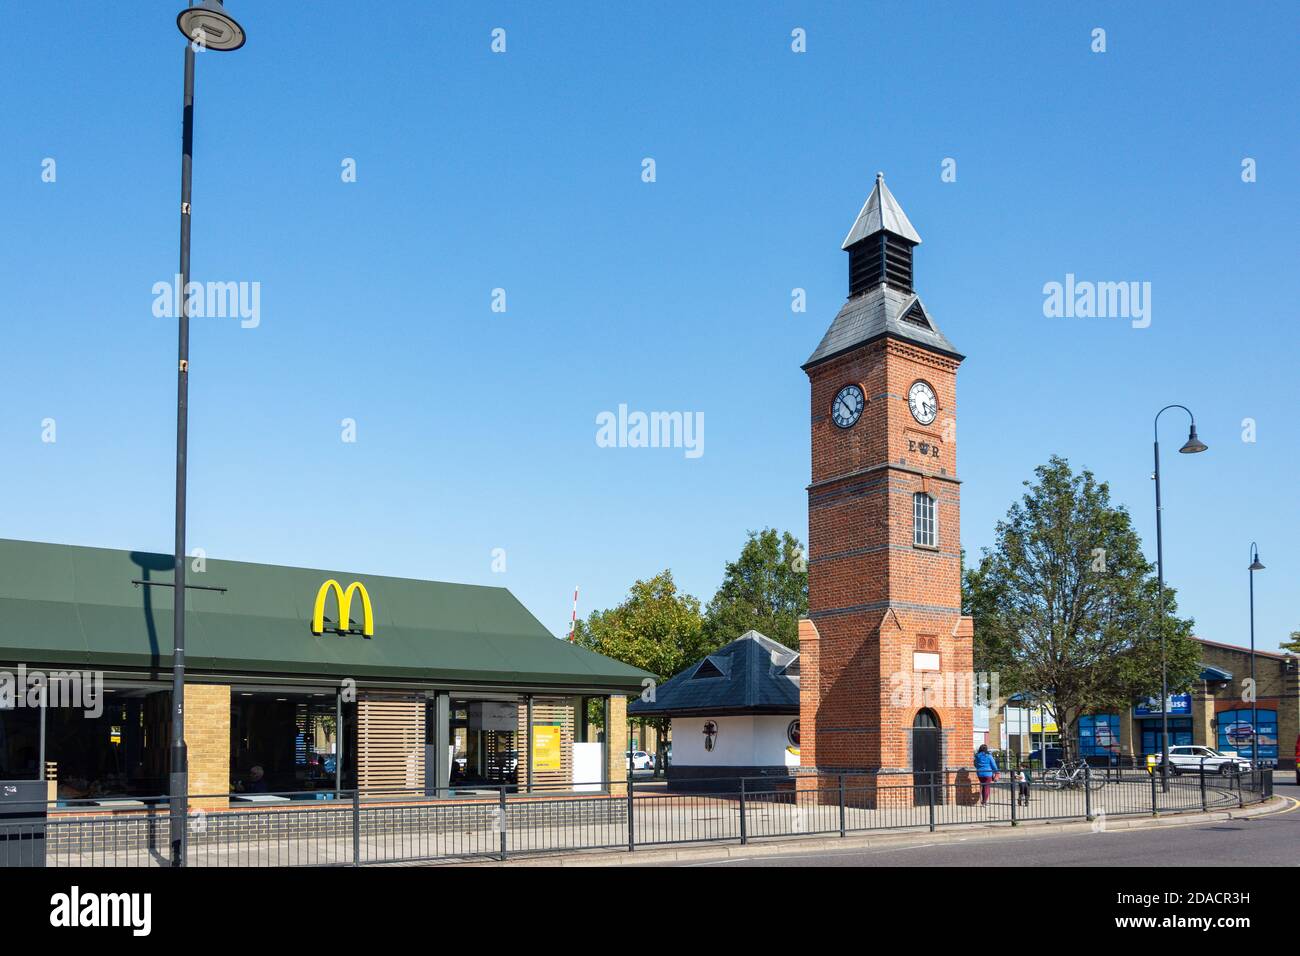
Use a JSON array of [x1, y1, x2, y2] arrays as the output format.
[[168, 0, 246, 868], [1151, 405, 1207, 793], [1248, 543, 1264, 771]]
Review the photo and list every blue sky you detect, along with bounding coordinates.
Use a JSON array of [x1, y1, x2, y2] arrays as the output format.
[[2, 3, 1296, 651]]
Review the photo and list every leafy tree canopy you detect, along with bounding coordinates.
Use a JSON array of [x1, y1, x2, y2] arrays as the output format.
[[571, 570, 708, 771], [703, 528, 808, 650], [571, 570, 709, 685], [965, 456, 1201, 755]]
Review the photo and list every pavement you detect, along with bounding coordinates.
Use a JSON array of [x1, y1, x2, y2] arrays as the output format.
[[669, 796, 1299, 867], [467, 775, 1297, 868]]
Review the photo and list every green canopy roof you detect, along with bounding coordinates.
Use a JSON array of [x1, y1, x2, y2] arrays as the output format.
[[0, 539, 650, 693]]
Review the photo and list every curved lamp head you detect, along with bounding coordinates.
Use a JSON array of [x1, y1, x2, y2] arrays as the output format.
[[1249, 544, 1264, 572], [1178, 423, 1208, 454], [177, 0, 246, 52]]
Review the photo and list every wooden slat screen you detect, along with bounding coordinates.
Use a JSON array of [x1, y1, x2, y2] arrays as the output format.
[[520, 697, 576, 792], [358, 693, 425, 795]]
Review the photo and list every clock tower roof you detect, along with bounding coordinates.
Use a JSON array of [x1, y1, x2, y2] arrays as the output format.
[[803, 285, 962, 369], [842, 172, 922, 248], [807, 174, 961, 369]]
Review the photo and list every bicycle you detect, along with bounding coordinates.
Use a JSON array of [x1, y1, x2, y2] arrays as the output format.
[[1040, 757, 1105, 792]]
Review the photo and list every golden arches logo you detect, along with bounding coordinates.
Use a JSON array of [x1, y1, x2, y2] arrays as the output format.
[[311, 579, 374, 637]]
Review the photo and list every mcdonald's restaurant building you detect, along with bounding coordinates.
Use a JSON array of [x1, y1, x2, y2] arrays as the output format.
[[0, 539, 651, 807]]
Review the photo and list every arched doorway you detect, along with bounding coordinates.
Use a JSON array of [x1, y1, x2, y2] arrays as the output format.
[[912, 709, 942, 806]]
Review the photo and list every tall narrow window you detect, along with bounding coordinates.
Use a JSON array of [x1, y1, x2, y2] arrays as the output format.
[[913, 492, 937, 547]]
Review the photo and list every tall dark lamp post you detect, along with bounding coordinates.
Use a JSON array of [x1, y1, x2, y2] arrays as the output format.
[[1248, 543, 1264, 770], [168, 0, 246, 868], [1152, 405, 1207, 793]]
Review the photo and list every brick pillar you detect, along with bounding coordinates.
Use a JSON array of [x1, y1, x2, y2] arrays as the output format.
[[1280, 661, 1299, 770], [796, 618, 821, 798], [605, 695, 628, 795], [1191, 683, 1215, 748], [185, 682, 230, 809], [1118, 707, 1134, 762]]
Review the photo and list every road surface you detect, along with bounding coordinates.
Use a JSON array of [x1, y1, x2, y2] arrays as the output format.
[[658, 777, 1299, 867]]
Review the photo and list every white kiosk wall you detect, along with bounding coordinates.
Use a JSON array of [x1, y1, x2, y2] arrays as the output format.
[[671, 715, 799, 767]]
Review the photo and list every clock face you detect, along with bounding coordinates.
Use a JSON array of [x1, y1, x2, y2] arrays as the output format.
[[831, 384, 865, 428], [908, 380, 937, 425]]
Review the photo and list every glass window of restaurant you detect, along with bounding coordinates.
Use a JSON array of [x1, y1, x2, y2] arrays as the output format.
[[444, 695, 522, 790], [44, 683, 172, 800], [230, 690, 355, 795], [428, 693, 610, 796], [0, 701, 43, 782]]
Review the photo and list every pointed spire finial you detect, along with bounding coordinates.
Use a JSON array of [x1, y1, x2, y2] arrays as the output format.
[[842, 172, 921, 249]]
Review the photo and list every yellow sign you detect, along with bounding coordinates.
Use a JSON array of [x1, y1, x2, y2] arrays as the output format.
[[532, 725, 562, 772], [311, 579, 375, 637]]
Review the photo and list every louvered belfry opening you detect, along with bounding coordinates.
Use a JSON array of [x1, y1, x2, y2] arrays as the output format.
[[692, 658, 724, 679], [848, 231, 915, 296], [902, 300, 929, 327]]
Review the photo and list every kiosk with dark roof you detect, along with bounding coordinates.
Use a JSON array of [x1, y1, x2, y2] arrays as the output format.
[[629, 630, 801, 790]]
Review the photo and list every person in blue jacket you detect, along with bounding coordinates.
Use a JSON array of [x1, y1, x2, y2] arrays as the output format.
[[974, 744, 1000, 806]]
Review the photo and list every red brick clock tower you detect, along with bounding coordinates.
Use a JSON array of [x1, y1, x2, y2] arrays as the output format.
[[798, 173, 974, 785]]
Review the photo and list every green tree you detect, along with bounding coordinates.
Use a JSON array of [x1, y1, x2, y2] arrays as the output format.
[[703, 528, 808, 649], [1280, 631, 1300, 655], [966, 456, 1201, 760], [571, 570, 709, 775]]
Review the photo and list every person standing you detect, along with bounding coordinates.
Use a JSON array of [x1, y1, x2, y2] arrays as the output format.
[[974, 744, 1000, 806]]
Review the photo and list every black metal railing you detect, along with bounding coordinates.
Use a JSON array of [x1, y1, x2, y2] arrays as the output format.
[[0, 763, 1273, 868]]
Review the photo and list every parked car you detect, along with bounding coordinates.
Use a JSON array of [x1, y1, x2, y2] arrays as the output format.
[[625, 750, 653, 771], [1164, 745, 1252, 776]]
